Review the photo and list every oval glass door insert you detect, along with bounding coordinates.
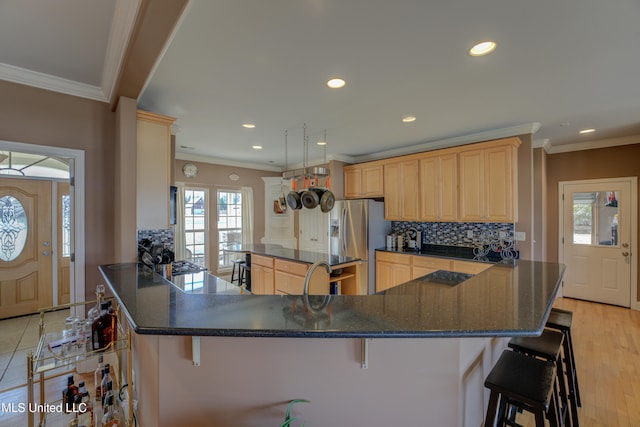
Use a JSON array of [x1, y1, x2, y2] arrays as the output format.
[[0, 195, 28, 261]]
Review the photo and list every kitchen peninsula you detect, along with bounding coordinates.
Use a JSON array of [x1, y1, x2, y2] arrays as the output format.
[[99, 260, 564, 426]]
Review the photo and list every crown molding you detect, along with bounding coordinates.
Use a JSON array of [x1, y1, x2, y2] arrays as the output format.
[[176, 152, 283, 172], [0, 62, 107, 102], [354, 123, 541, 162], [102, 0, 143, 102], [546, 134, 640, 154]]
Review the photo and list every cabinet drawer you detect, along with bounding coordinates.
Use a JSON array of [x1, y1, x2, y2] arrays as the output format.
[[376, 251, 412, 265], [275, 259, 309, 276], [451, 260, 492, 275], [275, 270, 305, 294], [252, 254, 274, 268], [411, 256, 452, 271]]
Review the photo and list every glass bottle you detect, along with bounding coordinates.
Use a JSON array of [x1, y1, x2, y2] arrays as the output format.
[[88, 284, 106, 323], [63, 375, 78, 413], [101, 394, 121, 427], [100, 365, 114, 406], [94, 355, 104, 402], [77, 381, 93, 427], [92, 301, 118, 350]]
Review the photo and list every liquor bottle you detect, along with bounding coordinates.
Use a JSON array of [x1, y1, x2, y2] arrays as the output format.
[[77, 381, 93, 427], [92, 301, 118, 350], [94, 355, 104, 402], [101, 394, 122, 427], [88, 284, 106, 323], [62, 375, 78, 413], [100, 365, 114, 406]]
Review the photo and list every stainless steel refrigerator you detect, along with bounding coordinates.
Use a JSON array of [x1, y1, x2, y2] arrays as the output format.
[[329, 200, 389, 294]]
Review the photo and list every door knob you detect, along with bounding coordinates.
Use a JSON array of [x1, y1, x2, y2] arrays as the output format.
[[622, 243, 629, 248], [622, 251, 629, 256], [43, 241, 50, 247], [42, 250, 50, 256]]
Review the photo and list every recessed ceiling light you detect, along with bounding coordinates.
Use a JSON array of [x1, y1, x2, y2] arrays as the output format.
[[242, 123, 256, 129], [252, 145, 263, 150], [579, 128, 596, 134], [317, 141, 327, 146], [468, 41, 497, 57], [402, 115, 417, 123], [326, 78, 346, 89]]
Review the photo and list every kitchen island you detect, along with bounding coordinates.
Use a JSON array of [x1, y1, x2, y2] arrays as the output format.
[[99, 260, 564, 426]]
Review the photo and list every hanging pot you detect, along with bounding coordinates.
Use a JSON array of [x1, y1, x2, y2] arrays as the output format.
[[320, 189, 335, 213], [301, 188, 323, 209], [287, 190, 302, 210]]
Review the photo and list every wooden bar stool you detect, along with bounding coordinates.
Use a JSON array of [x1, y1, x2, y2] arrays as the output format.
[[546, 308, 581, 409], [509, 329, 576, 427], [484, 350, 559, 427]]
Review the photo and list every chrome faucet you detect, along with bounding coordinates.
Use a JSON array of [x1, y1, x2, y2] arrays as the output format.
[[303, 260, 332, 295]]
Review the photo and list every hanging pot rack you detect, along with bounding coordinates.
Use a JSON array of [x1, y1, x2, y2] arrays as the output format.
[[281, 124, 330, 181]]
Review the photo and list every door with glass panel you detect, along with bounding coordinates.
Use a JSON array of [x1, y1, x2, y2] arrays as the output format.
[[57, 181, 71, 304], [560, 178, 635, 307], [0, 178, 53, 318]]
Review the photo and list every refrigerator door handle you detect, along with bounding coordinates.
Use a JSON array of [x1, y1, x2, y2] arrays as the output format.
[[341, 207, 348, 254]]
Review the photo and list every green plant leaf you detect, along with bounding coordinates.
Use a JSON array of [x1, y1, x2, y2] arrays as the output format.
[[281, 399, 309, 427]]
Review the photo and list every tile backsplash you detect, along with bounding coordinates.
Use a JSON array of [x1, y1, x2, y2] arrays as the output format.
[[137, 228, 174, 251], [391, 221, 515, 247]]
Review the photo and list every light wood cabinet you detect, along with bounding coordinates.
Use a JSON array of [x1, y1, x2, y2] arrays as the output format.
[[376, 252, 412, 292], [419, 153, 458, 221], [451, 260, 492, 275], [136, 110, 175, 230], [251, 255, 275, 295], [274, 258, 330, 295], [458, 139, 519, 222], [344, 162, 384, 199], [411, 255, 452, 279], [383, 159, 419, 221]]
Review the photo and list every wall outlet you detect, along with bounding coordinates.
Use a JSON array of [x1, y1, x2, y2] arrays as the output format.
[[466, 230, 474, 238], [515, 231, 526, 241]]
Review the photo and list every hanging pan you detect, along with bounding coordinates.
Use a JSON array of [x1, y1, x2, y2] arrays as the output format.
[[287, 178, 302, 210], [320, 175, 335, 213]]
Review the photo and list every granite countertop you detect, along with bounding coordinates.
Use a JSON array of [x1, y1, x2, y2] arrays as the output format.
[[100, 260, 565, 338], [226, 243, 361, 267]]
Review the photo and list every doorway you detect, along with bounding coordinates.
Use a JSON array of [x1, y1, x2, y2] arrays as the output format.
[[0, 140, 85, 316], [559, 177, 638, 307]]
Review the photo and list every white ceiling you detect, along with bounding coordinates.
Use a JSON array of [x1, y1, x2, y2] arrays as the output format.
[[3, 0, 640, 170]]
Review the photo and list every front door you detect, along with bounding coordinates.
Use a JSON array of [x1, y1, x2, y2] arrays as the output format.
[[57, 181, 71, 305], [560, 178, 634, 307], [0, 178, 53, 318]]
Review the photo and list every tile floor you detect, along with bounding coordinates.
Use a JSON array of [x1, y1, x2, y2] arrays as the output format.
[[0, 309, 69, 391]]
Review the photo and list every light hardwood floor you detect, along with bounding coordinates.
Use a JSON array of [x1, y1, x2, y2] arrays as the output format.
[[1, 298, 639, 426]]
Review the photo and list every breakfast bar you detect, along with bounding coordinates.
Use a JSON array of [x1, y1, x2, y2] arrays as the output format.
[[99, 260, 564, 426]]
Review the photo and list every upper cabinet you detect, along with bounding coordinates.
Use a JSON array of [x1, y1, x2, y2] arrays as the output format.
[[419, 152, 457, 222], [384, 158, 419, 221], [136, 110, 175, 230], [343, 137, 520, 223], [344, 162, 384, 199], [458, 139, 519, 222]]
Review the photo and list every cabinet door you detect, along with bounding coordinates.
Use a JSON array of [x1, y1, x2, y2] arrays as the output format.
[[458, 149, 485, 222], [484, 145, 515, 222], [451, 260, 491, 275], [419, 156, 439, 220], [344, 166, 362, 199], [298, 207, 328, 253], [402, 160, 420, 221], [251, 265, 274, 295], [439, 153, 458, 221], [383, 162, 403, 220], [411, 256, 452, 279], [362, 164, 384, 197], [376, 261, 411, 292]]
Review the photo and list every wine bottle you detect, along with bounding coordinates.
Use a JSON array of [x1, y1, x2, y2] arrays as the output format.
[[94, 355, 104, 402], [62, 375, 78, 413], [101, 394, 121, 427], [77, 381, 93, 427]]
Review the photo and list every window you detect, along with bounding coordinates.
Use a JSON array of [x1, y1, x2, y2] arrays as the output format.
[[61, 194, 71, 257], [217, 190, 242, 269], [184, 188, 207, 267], [572, 191, 619, 246]]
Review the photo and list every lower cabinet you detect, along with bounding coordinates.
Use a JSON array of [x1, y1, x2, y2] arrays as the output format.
[[451, 260, 492, 275], [375, 252, 412, 292], [411, 255, 452, 279], [251, 255, 275, 294]]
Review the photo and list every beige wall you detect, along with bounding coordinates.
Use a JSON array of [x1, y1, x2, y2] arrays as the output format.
[[545, 142, 640, 300], [0, 80, 116, 296], [174, 159, 280, 274]]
